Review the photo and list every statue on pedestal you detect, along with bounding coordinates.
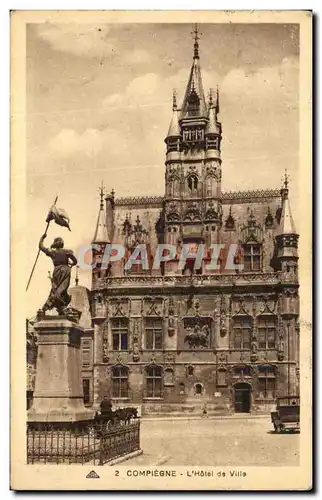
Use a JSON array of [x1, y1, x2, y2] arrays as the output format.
[[39, 234, 78, 315]]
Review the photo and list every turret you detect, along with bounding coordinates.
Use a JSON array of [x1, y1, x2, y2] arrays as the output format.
[[165, 90, 181, 161], [92, 183, 111, 291], [105, 188, 115, 242], [205, 86, 222, 160], [275, 171, 299, 283]]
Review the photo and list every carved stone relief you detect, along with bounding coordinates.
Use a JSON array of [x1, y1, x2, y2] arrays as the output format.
[[220, 295, 227, 336], [132, 319, 140, 362]]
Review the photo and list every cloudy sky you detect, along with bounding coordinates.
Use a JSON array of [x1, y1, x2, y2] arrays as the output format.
[[26, 22, 299, 317]]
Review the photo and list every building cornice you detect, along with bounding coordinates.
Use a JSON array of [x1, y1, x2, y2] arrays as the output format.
[[114, 189, 281, 208]]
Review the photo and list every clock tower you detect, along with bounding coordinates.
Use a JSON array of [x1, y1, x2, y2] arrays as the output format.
[[163, 25, 223, 274]]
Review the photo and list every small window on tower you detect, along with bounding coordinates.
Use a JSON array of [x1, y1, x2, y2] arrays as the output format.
[[188, 174, 198, 193]]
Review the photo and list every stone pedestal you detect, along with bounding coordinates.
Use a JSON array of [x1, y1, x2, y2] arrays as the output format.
[[28, 315, 94, 423]]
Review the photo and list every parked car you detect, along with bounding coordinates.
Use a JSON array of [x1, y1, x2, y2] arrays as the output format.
[[271, 396, 300, 433]]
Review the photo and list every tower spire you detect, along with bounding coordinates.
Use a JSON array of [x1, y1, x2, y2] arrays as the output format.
[[278, 172, 296, 235], [172, 89, 177, 111], [92, 182, 110, 243], [206, 86, 221, 136], [192, 23, 201, 59], [216, 84, 220, 115], [166, 89, 180, 138], [180, 24, 207, 119], [99, 181, 105, 209]]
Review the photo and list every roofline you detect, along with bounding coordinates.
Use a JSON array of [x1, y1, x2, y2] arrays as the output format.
[[114, 189, 281, 208]]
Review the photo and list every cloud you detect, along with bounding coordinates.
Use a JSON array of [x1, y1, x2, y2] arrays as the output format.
[[101, 57, 298, 113], [36, 23, 154, 65], [48, 128, 104, 157], [36, 23, 115, 58], [48, 126, 143, 166], [125, 49, 151, 64], [221, 56, 299, 103]]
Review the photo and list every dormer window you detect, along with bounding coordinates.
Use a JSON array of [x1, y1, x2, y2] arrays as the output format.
[[187, 89, 200, 116], [243, 244, 261, 271]]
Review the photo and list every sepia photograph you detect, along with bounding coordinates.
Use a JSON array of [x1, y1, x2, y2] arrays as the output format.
[[10, 10, 312, 490]]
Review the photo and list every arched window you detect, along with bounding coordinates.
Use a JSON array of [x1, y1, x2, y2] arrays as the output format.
[[187, 365, 194, 377], [112, 366, 129, 398], [195, 383, 203, 395], [187, 174, 198, 193], [173, 178, 180, 197], [205, 176, 215, 197], [168, 178, 180, 197], [146, 366, 163, 398]]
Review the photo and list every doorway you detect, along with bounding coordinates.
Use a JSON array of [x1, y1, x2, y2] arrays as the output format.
[[234, 383, 251, 413]]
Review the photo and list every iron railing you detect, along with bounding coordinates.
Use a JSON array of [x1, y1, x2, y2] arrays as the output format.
[[27, 419, 140, 465]]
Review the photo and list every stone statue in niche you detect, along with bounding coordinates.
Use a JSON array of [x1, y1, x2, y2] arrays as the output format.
[[220, 311, 227, 336], [250, 339, 257, 362], [132, 337, 140, 362], [168, 317, 175, 337], [168, 297, 175, 316], [103, 337, 109, 363], [277, 336, 285, 361]]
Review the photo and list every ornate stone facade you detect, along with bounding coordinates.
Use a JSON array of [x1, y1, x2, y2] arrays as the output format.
[[83, 29, 299, 416]]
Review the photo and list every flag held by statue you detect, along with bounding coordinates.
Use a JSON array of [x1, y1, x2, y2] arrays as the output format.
[[46, 205, 71, 231]]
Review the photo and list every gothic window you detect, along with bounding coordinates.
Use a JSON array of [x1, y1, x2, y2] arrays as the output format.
[[145, 318, 163, 349], [233, 366, 251, 377], [173, 178, 180, 196], [146, 366, 163, 398], [258, 316, 277, 349], [233, 316, 251, 349], [82, 378, 91, 405], [81, 339, 92, 368], [205, 176, 214, 196], [187, 174, 198, 194], [243, 244, 262, 271], [217, 369, 227, 387], [164, 368, 174, 386], [112, 366, 129, 398], [111, 318, 128, 351], [195, 383, 203, 395], [258, 365, 276, 400], [168, 177, 180, 197], [187, 365, 194, 376]]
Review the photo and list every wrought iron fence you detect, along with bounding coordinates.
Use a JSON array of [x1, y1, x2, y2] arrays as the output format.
[[27, 419, 140, 465]]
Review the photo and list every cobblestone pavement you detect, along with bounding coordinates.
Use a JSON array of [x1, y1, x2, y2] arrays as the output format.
[[125, 417, 300, 466]]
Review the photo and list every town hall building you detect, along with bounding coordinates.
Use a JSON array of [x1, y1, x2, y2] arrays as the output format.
[[29, 28, 300, 416]]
